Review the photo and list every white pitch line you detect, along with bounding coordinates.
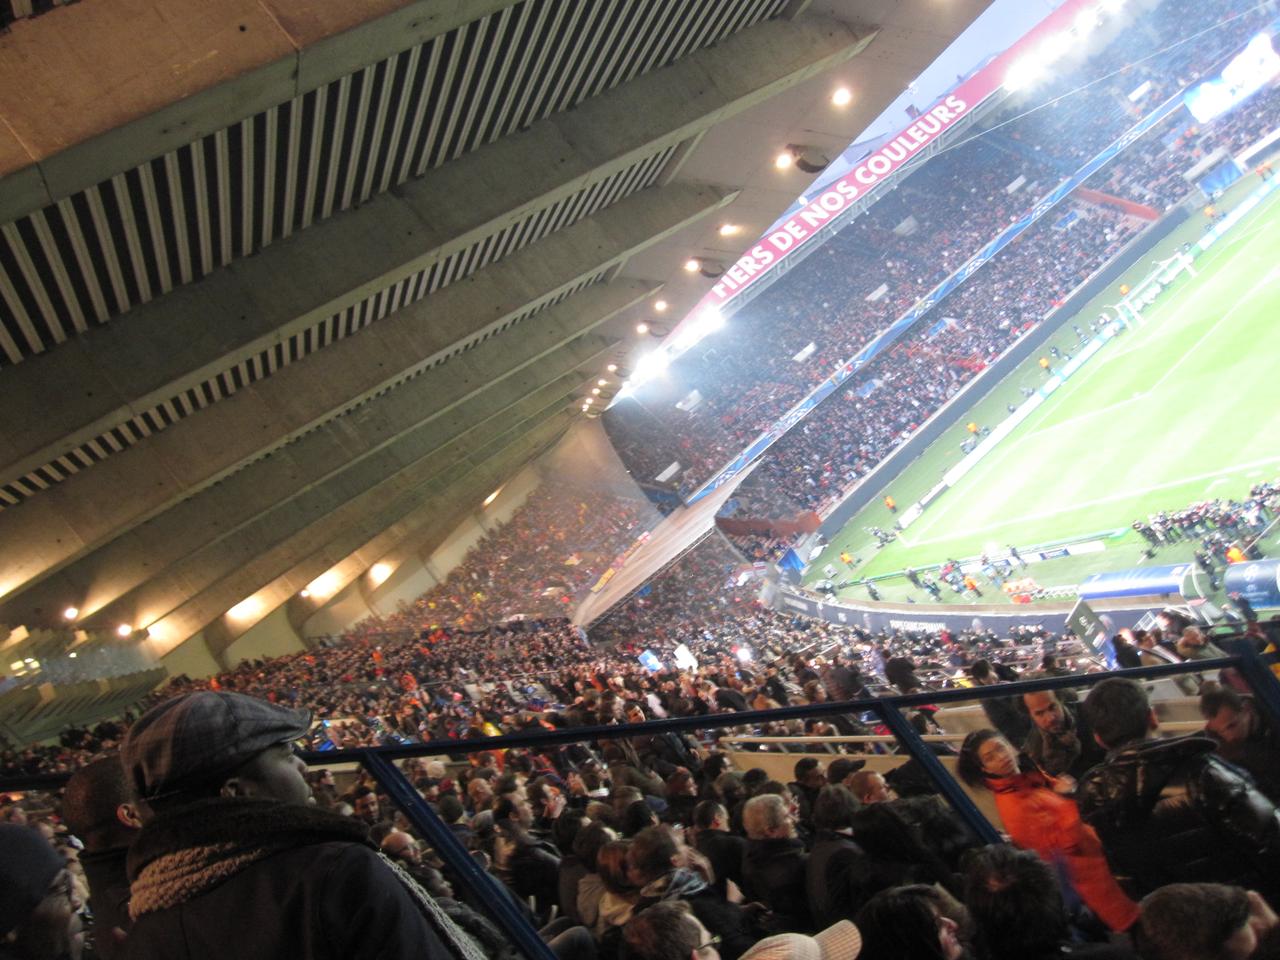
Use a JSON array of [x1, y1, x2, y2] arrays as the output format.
[[1026, 393, 1145, 439], [1143, 264, 1280, 396], [908, 453, 1280, 547]]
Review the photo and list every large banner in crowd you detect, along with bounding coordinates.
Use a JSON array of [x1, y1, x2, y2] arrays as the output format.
[[685, 90, 1187, 505]]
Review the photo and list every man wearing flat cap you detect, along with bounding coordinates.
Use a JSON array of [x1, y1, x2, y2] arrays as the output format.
[[119, 691, 485, 960]]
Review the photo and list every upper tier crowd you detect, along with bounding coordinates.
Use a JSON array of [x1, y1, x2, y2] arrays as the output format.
[[604, 0, 1280, 511]]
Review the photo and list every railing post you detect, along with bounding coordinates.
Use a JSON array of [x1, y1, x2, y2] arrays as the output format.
[[361, 751, 558, 960], [1225, 639, 1280, 733], [873, 701, 1001, 845]]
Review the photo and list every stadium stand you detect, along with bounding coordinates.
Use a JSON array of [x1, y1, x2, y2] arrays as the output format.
[[7, 4, 1280, 960], [605, 0, 1280, 512]]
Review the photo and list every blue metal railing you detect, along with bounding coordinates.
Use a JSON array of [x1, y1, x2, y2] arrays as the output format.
[[3, 639, 1278, 960]]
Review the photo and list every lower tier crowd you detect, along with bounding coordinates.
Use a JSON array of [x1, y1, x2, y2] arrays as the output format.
[[3, 623, 1280, 960]]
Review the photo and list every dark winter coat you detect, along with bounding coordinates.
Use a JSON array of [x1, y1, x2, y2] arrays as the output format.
[[123, 797, 478, 960], [1077, 734, 1280, 900]]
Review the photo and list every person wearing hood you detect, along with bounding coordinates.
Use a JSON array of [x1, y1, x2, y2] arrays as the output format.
[[1077, 678, 1280, 902]]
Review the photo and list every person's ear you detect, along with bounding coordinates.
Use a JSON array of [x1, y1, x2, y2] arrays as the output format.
[[221, 777, 248, 798], [1147, 708, 1159, 732], [116, 802, 143, 830]]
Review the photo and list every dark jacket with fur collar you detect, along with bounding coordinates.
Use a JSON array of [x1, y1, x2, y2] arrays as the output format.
[[123, 797, 474, 960]]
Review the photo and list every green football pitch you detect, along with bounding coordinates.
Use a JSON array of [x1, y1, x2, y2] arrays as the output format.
[[806, 179, 1280, 603]]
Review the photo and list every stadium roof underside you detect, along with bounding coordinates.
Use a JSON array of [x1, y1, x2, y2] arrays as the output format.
[[0, 0, 992, 662]]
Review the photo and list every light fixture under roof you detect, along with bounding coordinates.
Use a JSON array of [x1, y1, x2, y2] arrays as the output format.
[[718, 223, 742, 237], [606, 363, 618, 372], [654, 300, 668, 312], [777, 144, 830, 175], [116, 624, 132, 637], [683, 258, 701, 272], [635, 322, 650, 335], [832, 87, 852, 107], [63, 606, 78, 621], [227, 596, 263, 621]]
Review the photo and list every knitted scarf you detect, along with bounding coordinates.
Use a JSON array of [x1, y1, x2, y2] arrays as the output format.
[[127, 797, 487, 960]]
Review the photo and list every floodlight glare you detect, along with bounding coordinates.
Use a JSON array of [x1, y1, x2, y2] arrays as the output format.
[[1075, 7, 1100, 34], [1004, 57, 1043, 92], [1040, 32, 1071, 63], [832, 87, 853, 107]]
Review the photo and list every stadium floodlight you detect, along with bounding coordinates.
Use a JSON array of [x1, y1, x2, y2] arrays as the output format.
[[1004, 56, 1045, 92], [1074, 7, 1101, 34], [1039, 32, 1072, 64], [700, 307, 726, 334], [631, 349, 670, 386]]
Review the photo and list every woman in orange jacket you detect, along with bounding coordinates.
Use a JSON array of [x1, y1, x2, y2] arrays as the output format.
[[957, 728, 1138, 932]]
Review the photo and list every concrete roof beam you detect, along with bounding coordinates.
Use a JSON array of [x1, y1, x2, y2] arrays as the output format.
[[0, 13, 867, 484], [25, 333, 614, 632], [150, 405, 577, 648]]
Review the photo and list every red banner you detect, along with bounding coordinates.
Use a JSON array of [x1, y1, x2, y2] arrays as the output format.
[[674, 0, 1097, 322]]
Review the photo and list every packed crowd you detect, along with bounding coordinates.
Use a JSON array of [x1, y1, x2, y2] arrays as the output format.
[[3, 617, 1280, 960], [604, 0, 1280, 506], [347, 483, 655, 635], [2, 522, 1075, 779], [753, 202, 1139, 515]]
